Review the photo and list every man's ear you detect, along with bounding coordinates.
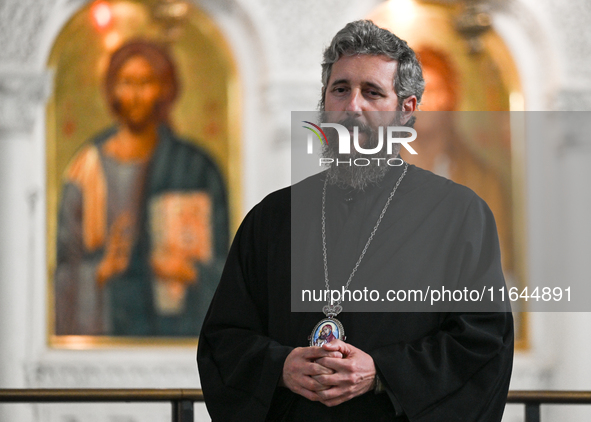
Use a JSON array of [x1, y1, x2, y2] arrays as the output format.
[[401, 95, 417, 112], [400, 95, 417, 125]]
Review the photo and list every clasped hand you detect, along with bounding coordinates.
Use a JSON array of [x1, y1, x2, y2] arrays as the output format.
[[280, 339, 376, 407]]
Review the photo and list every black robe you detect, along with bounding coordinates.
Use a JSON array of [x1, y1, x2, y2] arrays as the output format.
[[198, 164, 513, 422]]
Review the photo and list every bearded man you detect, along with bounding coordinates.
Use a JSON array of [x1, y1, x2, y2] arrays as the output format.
[[198, 20, 513, 422]]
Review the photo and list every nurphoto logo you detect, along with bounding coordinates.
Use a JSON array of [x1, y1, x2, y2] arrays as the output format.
[[301, 121, 417, 167]]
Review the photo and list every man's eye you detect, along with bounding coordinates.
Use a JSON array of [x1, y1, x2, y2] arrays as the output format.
[[333, 87, 347, 94]]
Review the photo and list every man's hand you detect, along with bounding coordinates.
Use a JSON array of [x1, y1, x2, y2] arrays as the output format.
[[312, 339, 377, 407], [96, 213, 133, 287], [280, 347, 343, 402]]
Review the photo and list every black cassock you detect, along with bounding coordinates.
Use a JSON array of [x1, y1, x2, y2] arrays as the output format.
[[198, 164, 513, 422]]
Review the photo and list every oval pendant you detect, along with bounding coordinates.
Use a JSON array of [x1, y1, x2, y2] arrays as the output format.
[[309, 317, 346, 347]]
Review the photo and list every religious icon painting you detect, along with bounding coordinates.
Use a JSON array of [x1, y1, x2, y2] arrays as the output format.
[[309, 318, 345, 347], [46, 0, 241, 347]]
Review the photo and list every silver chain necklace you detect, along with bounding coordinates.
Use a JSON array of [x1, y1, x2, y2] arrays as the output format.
[[309, 162, 408, 346]]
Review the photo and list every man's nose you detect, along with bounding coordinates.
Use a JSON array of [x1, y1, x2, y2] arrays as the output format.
[[345, 90, 363, 116]]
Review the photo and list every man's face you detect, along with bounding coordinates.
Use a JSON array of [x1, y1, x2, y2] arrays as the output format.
[[320, 54, 417, 190], [323, 54, 402, 144], [324, 54, 400, 112], [113, 55, 163, 131]]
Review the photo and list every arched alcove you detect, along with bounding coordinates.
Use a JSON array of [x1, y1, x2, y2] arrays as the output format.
[[45, 0, 241, 346], [368, 0, 523, 110], [368, 0, 528, 348]]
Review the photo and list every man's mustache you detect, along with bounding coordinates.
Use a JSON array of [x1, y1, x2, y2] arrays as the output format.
[[337, 117, 372, 135]]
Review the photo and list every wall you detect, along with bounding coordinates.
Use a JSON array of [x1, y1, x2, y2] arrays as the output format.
[[1, 0, 591, 420]]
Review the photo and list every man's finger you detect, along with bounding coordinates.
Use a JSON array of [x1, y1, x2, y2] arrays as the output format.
[[307, 362, 335, 376], [321, 339, 352, 356], [298, 374, 329, 392], [314, 356, 350, 373], [305, 346, 343, 360], [317, 385, 352, 402], [311, 372, 346, 387]]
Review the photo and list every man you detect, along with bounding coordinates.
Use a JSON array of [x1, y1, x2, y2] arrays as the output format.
[[198, 20, 513, 421], [55, 40, 229, 336]]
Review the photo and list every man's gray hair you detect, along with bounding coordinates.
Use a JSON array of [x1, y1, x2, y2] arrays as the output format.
[[320, 20, 424, 111]]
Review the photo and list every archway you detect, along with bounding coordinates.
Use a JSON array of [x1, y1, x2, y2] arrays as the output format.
[[46, 0, 241, 346]]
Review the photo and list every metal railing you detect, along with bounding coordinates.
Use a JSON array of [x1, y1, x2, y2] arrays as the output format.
[[507, 390, 591, 422], [0, 389, 203, 422], [1, 389, 590, 421]]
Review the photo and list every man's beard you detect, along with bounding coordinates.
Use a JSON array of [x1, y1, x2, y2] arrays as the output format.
[[320, 112, 402, 191]]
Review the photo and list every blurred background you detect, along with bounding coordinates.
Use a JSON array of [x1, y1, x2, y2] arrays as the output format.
[[0, 0, 590, 420]]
